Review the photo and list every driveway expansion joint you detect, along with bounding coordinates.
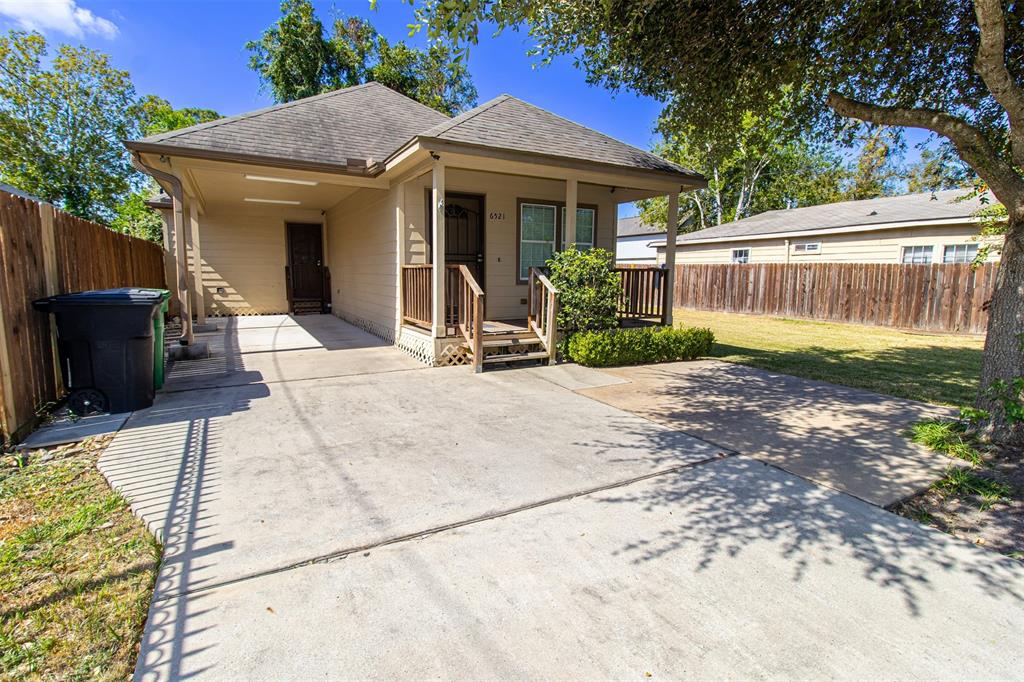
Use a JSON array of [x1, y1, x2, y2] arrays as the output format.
[[153, 451, 732, 603]]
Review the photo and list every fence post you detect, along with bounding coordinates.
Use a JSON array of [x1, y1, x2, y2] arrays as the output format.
[[38, 203, 64, 396]]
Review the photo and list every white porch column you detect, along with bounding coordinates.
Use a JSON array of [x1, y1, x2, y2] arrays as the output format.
[[188, 200, 206, 325], [664, 191, 679, 327], [173, 194, 194, 345], [394, 181, 407, 333], [564, 178, 578, 247], [431, 161, 446, 338]]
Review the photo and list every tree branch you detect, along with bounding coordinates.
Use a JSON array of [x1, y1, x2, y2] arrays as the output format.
[[827, 92, 1024, 207], [973, 0, 1024, 168]]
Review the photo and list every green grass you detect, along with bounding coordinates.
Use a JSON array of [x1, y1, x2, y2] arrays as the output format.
[[909, 420, 984, 465], [0, 437, 159, 681], [933, 467, 1013, 511], [675, 309, 984, 406]]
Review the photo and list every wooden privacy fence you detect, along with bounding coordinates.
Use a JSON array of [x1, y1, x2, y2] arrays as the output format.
[[673, 262, 998, 334], [0, 189, 166, 445]]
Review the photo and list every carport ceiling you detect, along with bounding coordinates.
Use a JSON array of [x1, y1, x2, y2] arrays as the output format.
[[187, 166, 363, 211]]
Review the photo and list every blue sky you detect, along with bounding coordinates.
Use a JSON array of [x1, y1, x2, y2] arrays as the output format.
[[1, 0, 933, 216]]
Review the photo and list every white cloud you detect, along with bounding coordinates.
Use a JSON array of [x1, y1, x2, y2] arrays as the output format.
[[0, 0, 119, 39]]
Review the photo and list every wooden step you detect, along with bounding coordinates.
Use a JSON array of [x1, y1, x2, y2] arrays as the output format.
[[481, 330, 538, 341], [480, 336, 541, 349], [483, 350, 551, 365]]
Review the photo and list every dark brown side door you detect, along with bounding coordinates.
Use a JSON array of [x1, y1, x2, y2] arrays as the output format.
[[287, 223, 324, 301]]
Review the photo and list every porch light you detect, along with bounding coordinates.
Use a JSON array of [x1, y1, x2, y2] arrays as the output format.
[[244, 174, 319, 186], [244, 198, 302, 205]]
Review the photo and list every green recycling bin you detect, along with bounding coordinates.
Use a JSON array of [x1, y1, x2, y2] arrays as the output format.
[[153, 293, 170, 389]]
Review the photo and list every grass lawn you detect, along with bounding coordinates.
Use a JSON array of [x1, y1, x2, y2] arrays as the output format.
[[0, 436, 159, 680], [675, 308, 985, 406]]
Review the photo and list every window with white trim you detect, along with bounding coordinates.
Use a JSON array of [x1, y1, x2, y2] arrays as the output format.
[[792, 241, 821, 255], [561, 206, 595, 251], [942, 243, 979, 264], [901, 245, 933, 264], [519, 202, 557, 281], [731, 248, 750, 264]]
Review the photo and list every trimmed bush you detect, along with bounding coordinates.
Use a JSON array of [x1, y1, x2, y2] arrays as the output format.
[[546, 247, 621, 343], [567, 325, 715, 367]]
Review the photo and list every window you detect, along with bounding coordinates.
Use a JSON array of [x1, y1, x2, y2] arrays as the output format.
[[731, 248, 750, 264], [901, 245, 934, 264], [519, 203, 557, 281], [561, 206, 595, 251], [518, 201, 599, 282], [792, 241, 821, 255], [943, 243, 979, 264]]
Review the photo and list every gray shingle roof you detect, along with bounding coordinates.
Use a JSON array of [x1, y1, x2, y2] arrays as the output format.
[[420, 95, 700, 179], [617, 215, 666, 237], [128, 85, 700, 181], [667, 189, 996, 244], [132, 82, 449, 169]]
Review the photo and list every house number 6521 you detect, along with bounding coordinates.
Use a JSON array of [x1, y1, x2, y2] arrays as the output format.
[[489, 211, 506, 220]]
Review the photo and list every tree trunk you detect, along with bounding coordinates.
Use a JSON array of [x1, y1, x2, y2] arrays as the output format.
[[978, 211, 1024, 446]]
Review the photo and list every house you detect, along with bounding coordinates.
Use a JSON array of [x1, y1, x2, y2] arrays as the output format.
[[616, 215, 665, 264], [127, 82, 703, 369], [648, 189, 1002, 265]]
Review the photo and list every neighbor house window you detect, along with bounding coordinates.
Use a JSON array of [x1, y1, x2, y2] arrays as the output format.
[[901, 245, 933, 264], [943, 243, 979, 264], [792, 241, 821, 255], [519, 203, 557, 281], [518, 201, 598, 282], [731, 248, 750, 264], [561, 206, 595, 251]]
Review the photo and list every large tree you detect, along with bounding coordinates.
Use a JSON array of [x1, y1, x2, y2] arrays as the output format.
[[417, 0, 1024, 444], [0, 31, 138, 222], [248, 0, 476, 114]]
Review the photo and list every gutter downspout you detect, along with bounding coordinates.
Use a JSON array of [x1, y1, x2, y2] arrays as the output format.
[[785, 238, 791, 265], [131, 152, 194, 346]]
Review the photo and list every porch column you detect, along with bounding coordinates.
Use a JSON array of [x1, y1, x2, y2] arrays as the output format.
[[394, 180, 406, 332], [431, 161, 446, 337], [664, 191, 679, 327], [173, 193, 194, 345], [188, 200, 206, 325], [564, 178, 578, 247]]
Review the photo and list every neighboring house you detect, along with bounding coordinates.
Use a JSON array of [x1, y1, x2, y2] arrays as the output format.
[[128, 82, 703, 368], [649, 189, 1002, 265], [616, 215, 665, 264]]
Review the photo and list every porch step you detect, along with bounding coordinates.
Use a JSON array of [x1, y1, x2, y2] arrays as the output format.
[[480, 330, 538, 342], [481, 337, 540, 349], [482, 350, 551, 365]]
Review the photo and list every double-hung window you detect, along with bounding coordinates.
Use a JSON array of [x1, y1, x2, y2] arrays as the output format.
[[942, 243, 979, 264], [518, 201, 597, 282], [901, 245, 933, 264]]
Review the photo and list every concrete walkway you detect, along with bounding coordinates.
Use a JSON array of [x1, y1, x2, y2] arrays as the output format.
[[99, 317, 1024, 680], [579, 360, 957, 507]]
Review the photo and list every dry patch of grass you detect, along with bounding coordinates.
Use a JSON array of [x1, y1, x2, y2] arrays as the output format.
[[675, 308, 984, 406], [0, 436, 159, 680]]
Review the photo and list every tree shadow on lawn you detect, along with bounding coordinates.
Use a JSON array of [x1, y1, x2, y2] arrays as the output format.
[[711, 341, 982, 406]]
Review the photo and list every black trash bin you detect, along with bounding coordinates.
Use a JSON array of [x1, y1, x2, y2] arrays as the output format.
[[34, 288, 171, 415]]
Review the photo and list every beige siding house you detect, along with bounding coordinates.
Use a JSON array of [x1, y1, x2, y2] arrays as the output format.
[[650, 190, 1002, 265], [129, 83, 702, 369]]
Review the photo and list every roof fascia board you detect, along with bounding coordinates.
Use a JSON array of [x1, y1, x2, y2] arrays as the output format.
[[648, 216, 984, 247], [417, 138, 706, 190]]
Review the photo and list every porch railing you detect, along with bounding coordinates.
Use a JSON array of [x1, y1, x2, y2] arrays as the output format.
[[446, 265, 485, 372], [615, 265, 669, 325], [400, 264, 432, 328], [527, 267, 559, 364]]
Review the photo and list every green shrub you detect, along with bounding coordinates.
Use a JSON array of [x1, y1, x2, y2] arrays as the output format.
[[546, 247, 620, 344], [567, 325, 715, 367]]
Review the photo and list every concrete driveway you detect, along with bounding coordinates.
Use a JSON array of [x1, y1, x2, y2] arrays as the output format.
[[100, 316, 1024, 680], [579, 360, 957, 507]]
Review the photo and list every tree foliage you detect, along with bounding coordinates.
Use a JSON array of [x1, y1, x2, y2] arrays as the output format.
[[0, 31, 138, 222], [906, 146, 976, 193], [248, 0, 476, 115], [415, 0, 1024, 444]]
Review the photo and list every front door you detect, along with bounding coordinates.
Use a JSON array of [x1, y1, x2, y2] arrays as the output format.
[[286, 223, 324, 312], [440, 193, 485, 285]]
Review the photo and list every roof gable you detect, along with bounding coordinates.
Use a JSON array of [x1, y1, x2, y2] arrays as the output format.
[[133, 82, 449, 169], [419, 95, 700, 179]]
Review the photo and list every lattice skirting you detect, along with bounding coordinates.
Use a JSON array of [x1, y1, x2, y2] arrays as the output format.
[[436, 341, 471, 367], [337, 312, 395, 345], [396, 328, 435, 365]]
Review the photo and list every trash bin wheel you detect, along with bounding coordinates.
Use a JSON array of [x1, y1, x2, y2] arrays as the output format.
[[68, 387, 109, 416]]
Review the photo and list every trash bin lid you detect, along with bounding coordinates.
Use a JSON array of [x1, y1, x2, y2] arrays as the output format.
[[37, 288, 171, 307]]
